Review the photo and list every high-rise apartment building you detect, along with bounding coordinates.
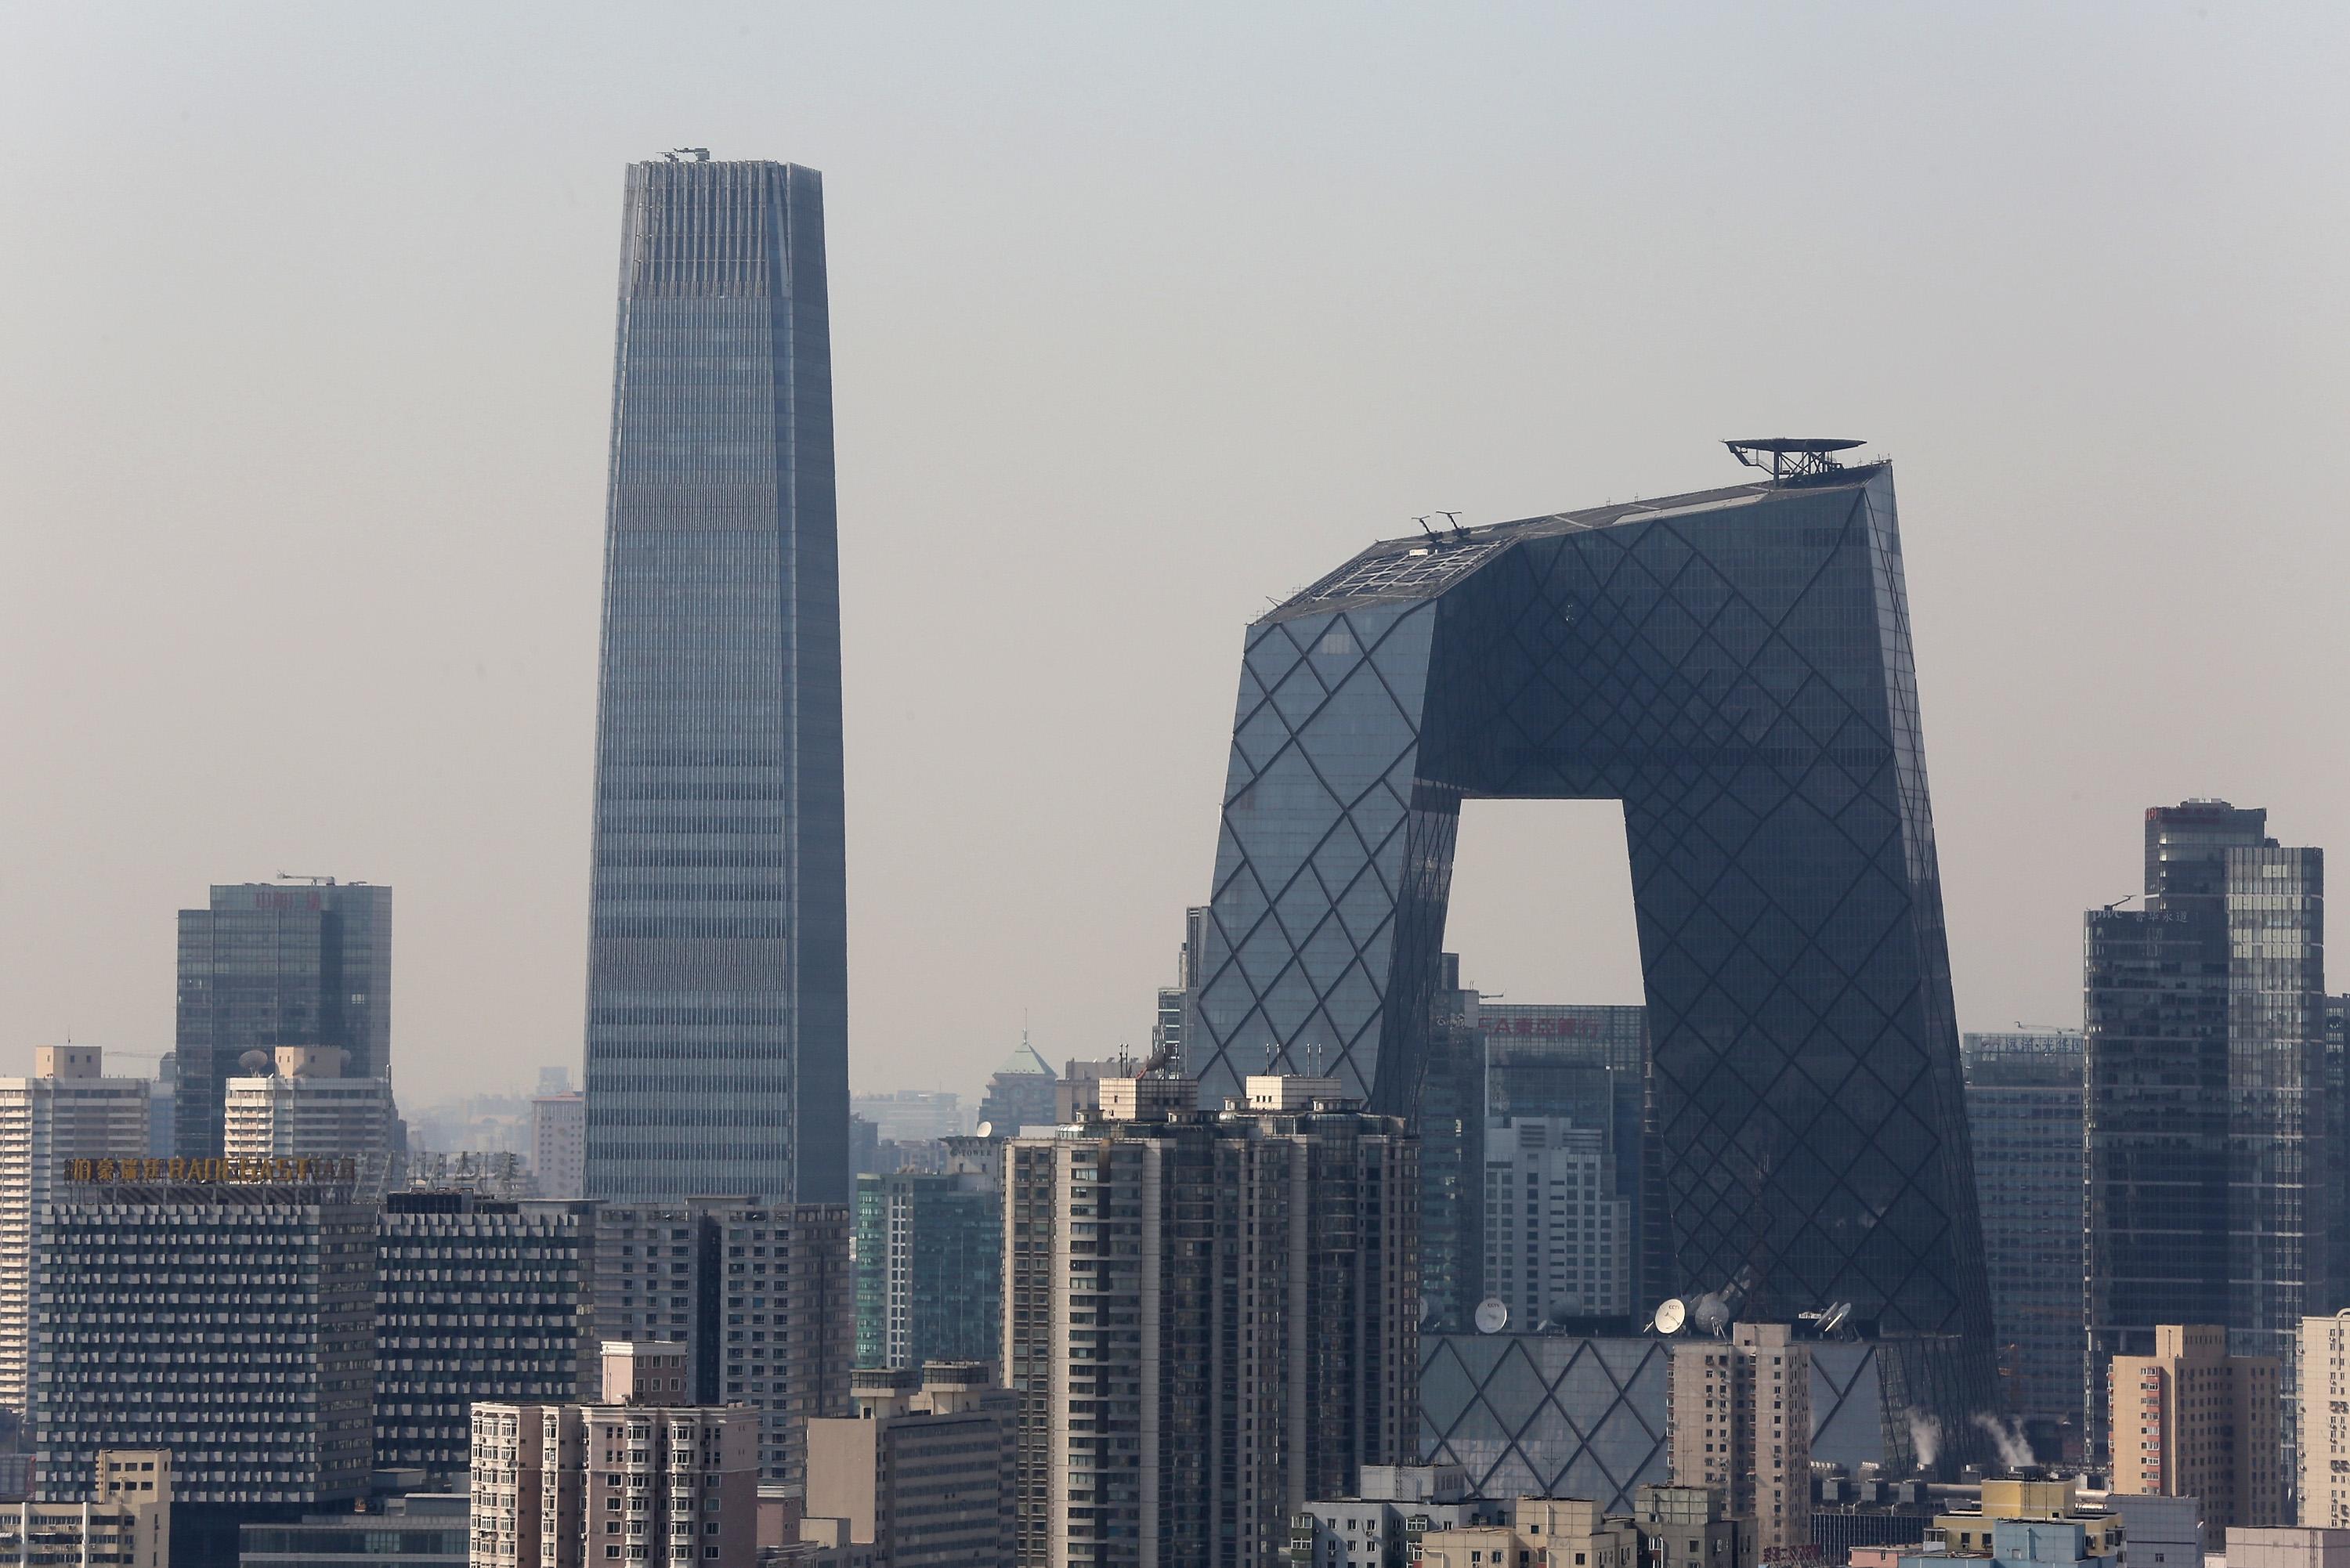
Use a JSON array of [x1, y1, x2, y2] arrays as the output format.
[[530, 1092, 585, 1200], [1480, 1116, 1632, 1328], [2110, 1324, 2283, 1547], [1483, 1004, 1656, 1316], [175, 879, 392, 1163], [588, 1199, 850, 1490], [804, 1363, 1016, 1567], [581, 156, 848, 1209], [1184, 456, 1999, 1441], [2086, 803, 2326, 1471], [374, 1191, 595, 1480], [1667, 1324, 1812, 1558], [1003, 1071, 1417, 1567], [0, 1047, 150, 1419], [853, 1140, 1000, 1371], [223, 1046, 399, 1179], [34, 1169, 375, 1565], [2303, 1314, 2350, 1527], [470, 1343, 759, 1568], [1962, 1028, 2088, 1443]]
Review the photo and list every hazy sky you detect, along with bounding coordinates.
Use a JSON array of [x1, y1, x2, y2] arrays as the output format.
[[3, 3, 2347, 1111]]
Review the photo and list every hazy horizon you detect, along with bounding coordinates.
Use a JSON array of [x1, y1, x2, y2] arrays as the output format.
[[4, 3, 2348, 1112]]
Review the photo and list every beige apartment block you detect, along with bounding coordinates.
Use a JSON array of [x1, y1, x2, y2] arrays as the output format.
[[1667, 1324, 1811, 1559], [2111, 1324, 2283, 1547]]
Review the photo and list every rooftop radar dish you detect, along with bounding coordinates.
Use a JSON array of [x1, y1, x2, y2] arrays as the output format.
[[1474, 1298, 1510, 1335], [1724, 437, 1867, 484], [974, 1121, 993, 1140], [1690, 1292, 1731, 1335], [1652, 1298, 1689, 1335]]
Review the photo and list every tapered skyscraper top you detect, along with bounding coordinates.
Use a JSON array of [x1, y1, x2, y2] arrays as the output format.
[[583, 158, 848, 1206]]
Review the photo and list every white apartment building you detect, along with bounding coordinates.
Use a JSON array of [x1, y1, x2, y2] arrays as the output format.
[[1481, 1115, 1632, 1328], [530, 1093, 585, 1200], [0, 1046, 149, 1417], [222, 1046, 397, 1171]]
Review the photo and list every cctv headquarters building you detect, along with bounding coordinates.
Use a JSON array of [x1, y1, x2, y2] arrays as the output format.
[[1184, 447, 2000, 1449]]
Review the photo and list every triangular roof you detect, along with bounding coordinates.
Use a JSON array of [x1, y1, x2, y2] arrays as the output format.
[[994, 1038, 1054, 1078]]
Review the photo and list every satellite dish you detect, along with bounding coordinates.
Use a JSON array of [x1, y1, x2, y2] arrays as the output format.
[[1691, 1293, 1730, 1335], [1419, 1298, 1436, 1328], [237, 1050, 273, 1076], [1652, 1298, 1688, 1335], [1473, 1298, 1509, 1335], [975, 1121, 993, 1139], [1820, 1301, 1853, 1337]]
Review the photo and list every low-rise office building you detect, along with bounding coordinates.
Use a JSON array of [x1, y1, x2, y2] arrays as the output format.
[[1901, 1517, 2119, 1568], [0, 1449, 170, 1568], [1636, 1483, 1757, 1568], [1288, 1465, 1506, 1567], [804, 1364, 1013, 1568], [2228, 1528, 2350, 1568], [2109, 1494, 2202, 1568], [239, 1493, 466, 1568], [1417, 1499, 1639, 1568]]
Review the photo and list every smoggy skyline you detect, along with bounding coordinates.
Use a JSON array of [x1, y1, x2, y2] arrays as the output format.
[[3, 4, 2348, 1108]]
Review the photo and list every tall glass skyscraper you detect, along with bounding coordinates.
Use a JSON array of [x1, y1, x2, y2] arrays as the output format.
[[1960, 1028, 2085, 1447], [582, 157, 848, 1206], [1187, 457, 2001, 1445], [2084, 800, 2326, 1473], [174, 880, 392, 1162]]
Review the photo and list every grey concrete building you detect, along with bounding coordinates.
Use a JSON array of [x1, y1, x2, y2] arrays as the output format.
[[374, 1191, 595, 1481], [33, 1169, 375, 1566], [588, 1198, 850, 1491]]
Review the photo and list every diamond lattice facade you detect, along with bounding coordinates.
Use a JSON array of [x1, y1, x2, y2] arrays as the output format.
[[1188, 461, 1998, 1431], [582, 157, 848, 1206]]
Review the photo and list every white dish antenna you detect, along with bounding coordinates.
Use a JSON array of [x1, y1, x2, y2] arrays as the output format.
[[974, 1121, 993, 1139], [1652, 1297, 1688, 1335], [1473, 1297, 1509, 1335]]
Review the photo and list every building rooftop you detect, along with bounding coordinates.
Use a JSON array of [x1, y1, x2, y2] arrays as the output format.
[[1267, 467, 1885, 623]]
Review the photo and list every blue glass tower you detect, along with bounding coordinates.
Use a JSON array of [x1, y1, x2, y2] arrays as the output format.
[[1188, 457, 1998, 1434], [583, 157, 848, 1206]]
